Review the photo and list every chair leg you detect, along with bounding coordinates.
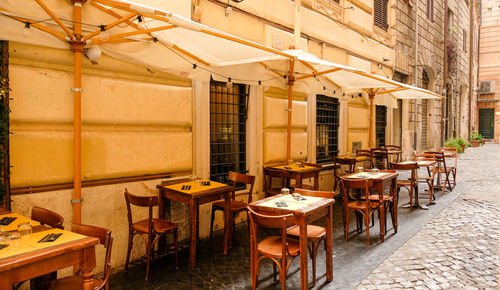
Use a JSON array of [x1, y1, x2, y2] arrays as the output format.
[[345, 211, 351, 242], [174, 228, 179, 269], [379, 205, 385, 242], [125, 231, 133, 272], [280, 258, 287, 290], [145, 238, 152, 281], [428, 181, 435, 203], [209, 205, 216, 239], [364, 212, 370, 246], [311, 241, 319, 286], [273, 262, 277, 282]]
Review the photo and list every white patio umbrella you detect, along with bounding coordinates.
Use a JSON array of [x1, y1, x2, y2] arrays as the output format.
[[0, 0, 294, 222]]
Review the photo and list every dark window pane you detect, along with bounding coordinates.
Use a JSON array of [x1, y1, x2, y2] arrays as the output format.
[[376, 105, 387, 148], [316, 95, 339, 164], [210, 81, 247, 189]]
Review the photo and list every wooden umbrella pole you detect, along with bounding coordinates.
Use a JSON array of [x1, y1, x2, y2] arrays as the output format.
[[71, 0, 86, 224], [286, 59, 295, 164], [368, 91, 375, 148]]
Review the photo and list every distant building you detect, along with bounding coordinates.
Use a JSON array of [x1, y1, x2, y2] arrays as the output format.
[[478, 0, 499, 141]]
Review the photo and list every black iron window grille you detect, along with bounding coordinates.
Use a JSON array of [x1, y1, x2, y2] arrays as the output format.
[[316, 95, 339, 164], [376, 105, 387, 148], [210, 80, 247, 188]]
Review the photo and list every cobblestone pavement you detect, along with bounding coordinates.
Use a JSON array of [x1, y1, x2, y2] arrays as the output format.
[[357, 143, 500, 289]]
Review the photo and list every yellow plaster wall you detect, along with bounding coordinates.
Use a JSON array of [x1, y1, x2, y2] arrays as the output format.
[[9, 64, 193, 187], [262, 89, 308, 163], [347, 103, 370, 151]]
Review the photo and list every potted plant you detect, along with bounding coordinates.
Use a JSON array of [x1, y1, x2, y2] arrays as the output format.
[[456, 137, 467, 152], [470, 131, 483, 147]]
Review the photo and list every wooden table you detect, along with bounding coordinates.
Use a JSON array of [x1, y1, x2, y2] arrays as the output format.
[[344, 171, 398, 238], [249, 194, 335, 289], [270, 163, 322, 190], [398, 160, 437, 210], [157, 179, 233, 269], [0, 213, 98, 290]]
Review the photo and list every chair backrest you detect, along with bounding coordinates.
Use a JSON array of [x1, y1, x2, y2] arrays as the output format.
[[124, 188, 158, 234], [440, 147, 458, 167], [424, 151, 447, 171], [31, 206, 64, 229], [71, 223, 113, 290], [370, 148, 389, 169], [247, 206, 295, 258], [355, 149, 372, 158], [382, 144, 401, 151], [263, 167, 289, 192], [339, 177, 371, 208], [390, 162, 418, 182], [293, 188, 334, 199], [415, 153, 437, 177], [333, 156, 356, 175], [228, 171, 256, 203]]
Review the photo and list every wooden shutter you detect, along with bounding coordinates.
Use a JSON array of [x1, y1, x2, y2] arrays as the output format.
[[426, 0, 434, 22], [374, 0, 388, 30], [463, 29, 467, 52]]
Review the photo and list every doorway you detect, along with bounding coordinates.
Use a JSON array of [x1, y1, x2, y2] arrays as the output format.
[[479, 108, 495, 139]]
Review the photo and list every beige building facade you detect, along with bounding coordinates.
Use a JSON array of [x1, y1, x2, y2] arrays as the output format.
[[0, 0, 478, 275], [478, 0, 500, 141]]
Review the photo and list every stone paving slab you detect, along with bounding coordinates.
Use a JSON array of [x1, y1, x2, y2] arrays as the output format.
[[357, 143, 500, 290]]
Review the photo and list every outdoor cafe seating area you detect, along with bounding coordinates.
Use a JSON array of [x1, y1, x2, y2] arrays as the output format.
[[0, 145, 460, 289]]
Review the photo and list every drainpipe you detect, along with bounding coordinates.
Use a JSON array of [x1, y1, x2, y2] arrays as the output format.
[[413, 0, 419, 151], [468, 0, 474, 139], [442, 0, 449, 145], [476, 2, 481, 131]]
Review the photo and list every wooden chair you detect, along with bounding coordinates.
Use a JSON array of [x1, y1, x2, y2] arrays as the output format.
[[440, 147, 458, 188], [247, 206, 299, 290], [370, 148, 390, 169], [425, 151, 453, 193], [46, 223, 113, 290], [415, 153, 437, 204], [355, 149, 373, 169], [31, 206, 64, 229], [124, 189, 178, 281], [332, 156, 356, 192], [28, 206, 64, 289], [295, 162, 322, 190], [286, 188, 334, 286], [339, 177, 379, 246], [209, 171, 256, 239], [263, 167, 289, 197], [391, 162, 418, 209], [382, 144, 402, 163]]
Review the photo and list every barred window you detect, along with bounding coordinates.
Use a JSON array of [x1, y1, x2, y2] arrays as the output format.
[[316, 95, 339, 164], [374, 0, 388, 30], [427, 0, 434, 22], [376, 105, 387, 148], [210, 80, 247, 186]]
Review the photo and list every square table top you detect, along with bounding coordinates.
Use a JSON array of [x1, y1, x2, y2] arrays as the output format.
[[159, 179, 232, 196], [346, 171, 393, 179], [0, 228, 88, 260], [0, 213, 40, 232], [271, 164, 320, 172], [250, 194, 335, 215]]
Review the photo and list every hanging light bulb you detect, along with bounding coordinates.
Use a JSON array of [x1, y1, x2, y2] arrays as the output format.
[[226, 78, 233, 90], [137, 15, 146, 30], [98, 25, 110, 41], [23, 22, 33, 38], [225, 6, 233, 17], [86, 46, 102, 62]]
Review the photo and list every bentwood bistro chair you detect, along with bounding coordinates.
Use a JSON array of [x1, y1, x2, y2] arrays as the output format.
[[47, 223, 113, 290], [124, 189, 178, 281], [286, 188, 334, 286], [209, 171, 255, 239], [247, 206, 299, 290], [31, 206, 64, 229]]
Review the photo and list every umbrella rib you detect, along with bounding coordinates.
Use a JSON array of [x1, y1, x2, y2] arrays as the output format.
[[91, 1, 142, 30], [295, 68, 341, 80], [353, 71, 401, 87], [298, 60, 340, 88], [259, 62, 286, 78], [92, 3, 211, 67], [102, 25, 176, 40], [88, 37, 152, 44], [83, 12, 138, 42], [375, 87, 407, 95], [93, 0, 169, 16], [34, 0, 75, 40], [1, 11, 68, 41]]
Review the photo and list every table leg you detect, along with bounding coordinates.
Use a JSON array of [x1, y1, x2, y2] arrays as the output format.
[[325, 205, 333, 282], [296, 174, 302, 189], [158, 190, 166, 252], [189, 199, 198, 269], [299, 216, 308, 289], [0, 273, 10, 290], [314, 173, 319, 190], [223, 190, 232, 255], [81, 246, 96, 290]]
